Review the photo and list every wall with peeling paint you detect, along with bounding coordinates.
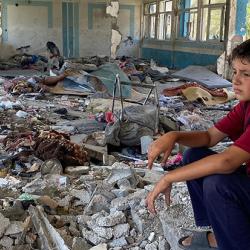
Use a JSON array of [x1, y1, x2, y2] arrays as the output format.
[[1, 0, 142, 58]]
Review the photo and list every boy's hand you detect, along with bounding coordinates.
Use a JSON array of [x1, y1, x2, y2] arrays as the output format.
[[146, 177, 172, 214], [147, 133, 176, 170]]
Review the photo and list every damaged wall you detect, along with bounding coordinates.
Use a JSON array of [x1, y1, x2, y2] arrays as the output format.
[[1, 0, 141, 58], [141, 0, 249, 69]]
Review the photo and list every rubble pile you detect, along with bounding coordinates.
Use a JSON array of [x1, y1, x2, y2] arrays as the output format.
[[0, 53, 235, 249], [0, 160, 194, 250]]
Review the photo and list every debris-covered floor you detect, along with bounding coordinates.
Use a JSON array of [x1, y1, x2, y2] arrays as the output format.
[[0, 55, 235, 250]]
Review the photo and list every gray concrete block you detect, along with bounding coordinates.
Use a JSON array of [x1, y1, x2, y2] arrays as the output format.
[[81, 227, 107, 245], [0, 213, 10, 237], [87, 220, 113, 240], [65, 166, 90, 176], [113, 223, 130, 239], [70, 189, 91, 205], [108, 236, 127, 248], [145, 241, 158, 250], [95, 211, 126, 227], [0, 236, 13, 248], [84, 194, 109, 215], [5, 221, 24, 235], [72, 237, 91, 250]]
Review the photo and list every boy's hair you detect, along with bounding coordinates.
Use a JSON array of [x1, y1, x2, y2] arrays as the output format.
[[229, 39, 250, 65]]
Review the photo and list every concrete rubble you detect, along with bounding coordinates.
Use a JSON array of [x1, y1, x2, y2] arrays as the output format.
[[0, 35, 235, 249]]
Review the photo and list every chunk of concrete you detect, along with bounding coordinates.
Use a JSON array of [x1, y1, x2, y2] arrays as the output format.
[[29, 206, 70, 250], [65, 166, 90, 176], [111, 189, 129, 198], [72, 237, 91, 250], [70, 189, 91, 205], [89, 244, 108, 250], [109, 236, 127, 248], [130, 209, 146, 234], [5, 221, 24, 235], [95, 211, 126, 227], [110, 196, 130, 211], [113, 223, 130, 239], [158, 236, 170, 250], [87, 220, 113, 240], [70, 134, 88, 145], [145, 241, 158, 250], [81, 227, 107, 245], [106, 163, 138, 188], [0, 212, 10, 237], [58, 195, 72, 207], [84, 194, 110, 215], [0, 236, 13, 248]]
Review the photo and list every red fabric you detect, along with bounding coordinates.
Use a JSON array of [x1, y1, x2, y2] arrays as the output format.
[[215, 101, 250, 173], [105, 111, 114, 124]]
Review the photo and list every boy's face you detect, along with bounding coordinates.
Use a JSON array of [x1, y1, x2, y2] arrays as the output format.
[[232, 59, 250, 101]]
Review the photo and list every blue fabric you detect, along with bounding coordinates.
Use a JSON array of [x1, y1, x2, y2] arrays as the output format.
[[183, 147, 250, 250]]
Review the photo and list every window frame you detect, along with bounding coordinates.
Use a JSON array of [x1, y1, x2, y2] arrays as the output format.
[[143, 1, 157, 39], [157, 0, 174, 40], [201, 2, 226, 42], [142, 0, 227, 43]]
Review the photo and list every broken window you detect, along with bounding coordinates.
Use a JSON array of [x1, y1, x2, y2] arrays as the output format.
[[143, 0, 227, 42], [201, 0, 226, 41], [177, 0, 198, 40], [143, 2, 157, 39], [157, 0, 173, 40]]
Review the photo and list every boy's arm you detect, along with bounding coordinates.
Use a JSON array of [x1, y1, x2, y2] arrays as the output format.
[[148, 127, 227, 169], [174, 127, 227, 147], [147, 145, 250, 213]]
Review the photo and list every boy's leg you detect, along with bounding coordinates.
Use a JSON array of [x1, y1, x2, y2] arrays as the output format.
[[203, 173, 250, 250], [182, 147, 216, 226]]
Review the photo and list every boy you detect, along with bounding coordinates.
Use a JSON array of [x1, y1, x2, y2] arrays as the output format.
[[146, 39, 250, 250]]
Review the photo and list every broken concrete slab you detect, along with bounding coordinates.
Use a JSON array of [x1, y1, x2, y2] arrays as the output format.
[[106, 162, 138, 188], [70, 189, 91, 205], [84, 194, 110, 215], [171, 65, 232, 89], [70, 134, 88, 145], [72, 237, 92, 250], [87, 220, 113, 240], [5, 221, 24, 235], [89, 243, 108, 250], [81, 226, 107, 245], [0, 212, 10, 237], [83, 143, 108, 165], [0, 236, 14, 248], [65, 166, 89, 176], [108, 236, 127, 248], [113, 223, 130, 238], [29, 205, 70, 250], [94, 211, 126, 227]]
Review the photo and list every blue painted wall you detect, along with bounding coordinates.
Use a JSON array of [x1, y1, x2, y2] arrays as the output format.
[[236, 0, 248, 36], [142, 48, 219, 69]]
